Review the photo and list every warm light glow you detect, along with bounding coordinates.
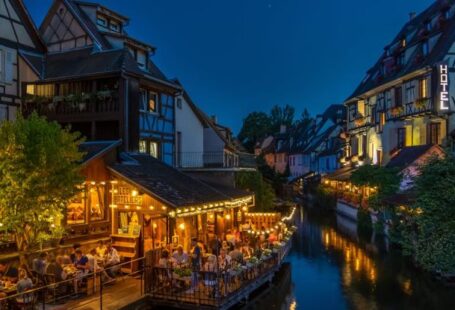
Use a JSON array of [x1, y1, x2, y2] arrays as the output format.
[[225, 214, 231, 220], [242, 206, 248, 211], [162, 206, 167, 211], [125, 205, 130, 209], [152, 223, 157, 228], [132, 190, 138, 197], [136, 206, 141, 210], [179, 223, 185, 230], [209, 214, 214, 219], [149, 206, 155, 210]]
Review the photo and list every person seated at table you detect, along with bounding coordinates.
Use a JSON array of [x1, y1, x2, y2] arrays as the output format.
[[104, 243, 120, 278], [0, 261, 19, 283], [56, 248, 71, 265], [32, 252, 48, 278], [16, 268, 33, 303], [96, 240, 107, 258], [70, 243, 81, 264], [218, 249, 232, 271], [74, 249, 90, 274], [203, 255, 218, 297], [203, 254, 217, 272], [229, 244, 244, 264], [241, 243, 253, 259], [158, 249, 173, 268], [172, 246, 189, 266], [46, 254, 66, 283], [87, 249, 113, 282]]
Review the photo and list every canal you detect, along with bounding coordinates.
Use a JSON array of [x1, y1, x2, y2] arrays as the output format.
[[251, 205, 455, 310]]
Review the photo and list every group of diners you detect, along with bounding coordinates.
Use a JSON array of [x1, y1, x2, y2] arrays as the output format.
[[156, 228, 279, 294], [0, 240, 121, 306]]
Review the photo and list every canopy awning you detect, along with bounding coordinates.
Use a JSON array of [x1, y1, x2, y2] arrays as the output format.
[[325, 166, 358, 182]]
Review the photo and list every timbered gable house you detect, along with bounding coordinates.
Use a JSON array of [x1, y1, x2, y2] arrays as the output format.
[[22, 0, 180, 166], [0, 0, 45, 121]]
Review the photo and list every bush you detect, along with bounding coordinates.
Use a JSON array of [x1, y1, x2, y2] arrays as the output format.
[[357, 207, 373, 237]]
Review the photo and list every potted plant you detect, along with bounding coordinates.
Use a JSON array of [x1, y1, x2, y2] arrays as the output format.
[[415, 98, 427, 110]]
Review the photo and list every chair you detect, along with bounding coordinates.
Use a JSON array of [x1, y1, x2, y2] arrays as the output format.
[[44, 273, 58, 304], [15, 289, 36, 310]]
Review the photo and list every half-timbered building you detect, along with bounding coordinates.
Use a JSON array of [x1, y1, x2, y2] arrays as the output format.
[[344, 0, 455, 167], [22, 0, 179, 165], [0, 0, 45, 121]]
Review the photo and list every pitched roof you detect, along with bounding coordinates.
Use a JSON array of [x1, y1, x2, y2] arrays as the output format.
[[386, 144, 439, 169], [42, 47, 143, 80], [108, 154, 235, 208], [79, 140, 121, 164], [347, 0, 455, 101]]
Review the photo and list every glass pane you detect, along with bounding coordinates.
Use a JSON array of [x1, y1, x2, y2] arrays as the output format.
[[139, 140, 147, 153], [89, 184, 105, 221], [150, 141, 158, 158], [67, 189, 86, 225], [148, 92, 157, 112]]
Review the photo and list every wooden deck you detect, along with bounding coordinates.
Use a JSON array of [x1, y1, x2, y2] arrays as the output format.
[[46, 276, 143, 310]]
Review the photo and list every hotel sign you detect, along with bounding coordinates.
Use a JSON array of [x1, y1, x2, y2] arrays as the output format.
[[438, 62, 450, 111]]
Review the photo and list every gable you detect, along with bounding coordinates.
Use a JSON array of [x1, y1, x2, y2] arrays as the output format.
[[40, 0, 93, 52], [0, 0, 42, 50]]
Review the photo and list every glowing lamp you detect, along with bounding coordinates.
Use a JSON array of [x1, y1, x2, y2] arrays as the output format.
[[179, 223, 185, 230]]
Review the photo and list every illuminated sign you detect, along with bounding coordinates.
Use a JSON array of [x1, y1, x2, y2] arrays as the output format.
[[438, 63, 450, 111]]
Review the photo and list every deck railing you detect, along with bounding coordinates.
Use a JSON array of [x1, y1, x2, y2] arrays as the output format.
[[145, 240, 292, 309]]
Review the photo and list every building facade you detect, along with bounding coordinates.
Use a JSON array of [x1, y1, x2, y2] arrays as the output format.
[[344, 1, 455, 167], [0, 0, 45, 121], [22, 0, 179, 165]]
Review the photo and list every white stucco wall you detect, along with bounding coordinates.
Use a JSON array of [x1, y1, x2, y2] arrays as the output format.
[[175, 95, 204, 167]]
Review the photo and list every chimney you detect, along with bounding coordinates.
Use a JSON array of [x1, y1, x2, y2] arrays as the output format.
[[409, 12, 416, 21], [211, 115, 217, 124], [280, 124, 286, 134]]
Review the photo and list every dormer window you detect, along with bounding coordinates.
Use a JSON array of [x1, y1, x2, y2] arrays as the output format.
[[110, 20, 120, 32], [97, 15, 107, 27], [424, 20, 432, 31], [401, 38, 406, 48], [422, 40, 429, 56]]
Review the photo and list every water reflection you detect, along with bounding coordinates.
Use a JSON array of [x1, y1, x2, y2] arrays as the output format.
[[278, 206, 455, 310]]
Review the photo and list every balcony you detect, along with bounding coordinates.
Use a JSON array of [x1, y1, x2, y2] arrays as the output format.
[[22, 91, 120, 121], [176, 152, 256, 169], [386, 98, 433, 120]]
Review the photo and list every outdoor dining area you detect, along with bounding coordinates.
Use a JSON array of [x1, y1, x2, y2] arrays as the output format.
[[147, 207, 296, 309]]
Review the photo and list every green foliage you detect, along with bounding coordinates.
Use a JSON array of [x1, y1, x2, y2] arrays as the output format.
[[402, 153, 455, 273], [0, 113, 84, 251], [314, 184, 336, 210], [235, 171, 276, 211], [238, 112, 272, 152], [351, 164, 400, 210]]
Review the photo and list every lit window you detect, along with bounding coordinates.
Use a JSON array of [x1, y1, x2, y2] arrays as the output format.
[[139, 139, 147, 153], [89, 183, 106, 221], [149, 141, 159, 158], [148, 91, 158, 113], [67, 189, 86, 225], [401, 38, 406, 48], [419, 78, 428, 98], [96, 15, 107, 27], [357, 100, 365, 116], [26, 84, 35, 95]]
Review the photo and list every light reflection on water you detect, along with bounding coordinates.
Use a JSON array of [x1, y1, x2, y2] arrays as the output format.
[[254, 205, 455, 310]]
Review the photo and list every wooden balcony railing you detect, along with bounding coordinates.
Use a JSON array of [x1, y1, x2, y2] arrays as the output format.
[[22, 92, 120, 118], [386, 98, 433, 120]]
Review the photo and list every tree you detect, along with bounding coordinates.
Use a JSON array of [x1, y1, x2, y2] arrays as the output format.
[[238, 112, 272, 152], [0, 113, 84, 251], [235, 171, 276, 211], [351, 165, 400, 234], [270, 104, 295, 133], [402, 153, 455, 273]]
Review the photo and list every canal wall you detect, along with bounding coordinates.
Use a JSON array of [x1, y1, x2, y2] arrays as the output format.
[[336, 200, 378, 223]]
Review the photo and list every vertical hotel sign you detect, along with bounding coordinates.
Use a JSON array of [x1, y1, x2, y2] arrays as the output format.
[[438, 62, 450, 111]]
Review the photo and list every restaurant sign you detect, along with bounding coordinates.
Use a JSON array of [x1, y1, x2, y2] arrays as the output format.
[[437, 62, 450, 111]]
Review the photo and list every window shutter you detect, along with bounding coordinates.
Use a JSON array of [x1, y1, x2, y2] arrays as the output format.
[[5, 51, 13, 83]]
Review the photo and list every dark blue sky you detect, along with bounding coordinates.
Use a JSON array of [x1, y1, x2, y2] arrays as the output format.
[[24, 0, 433, 133]]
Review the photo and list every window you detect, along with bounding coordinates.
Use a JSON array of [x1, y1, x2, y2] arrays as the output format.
[[395, 86, 402, 107], [149, 141, 159, 158], [88, 183, 106, 221], [378, 112, 385, 132], [67, 189, 86, 225], [357, 100, 365, 116], [428, 123, 441, 145], [405, 82, 416, 104], [419, 77, 429, 98], [176, 98, 182, 109], [422, 41, 429, 56], [424, 20, 432, 31], [0, 50, 3, 82], [109, 20, 120, 32], [401, 38, 406, 48], [396, 52, 405, 66], [0, 49, 13, 83], [397, 128, 406, 149], [96, 15, 107, 27], [148, 91, 158, 113], [139, 140, 147, 153]]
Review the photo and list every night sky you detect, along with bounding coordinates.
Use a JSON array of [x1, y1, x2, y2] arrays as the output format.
[[24, 0, 433, 133]]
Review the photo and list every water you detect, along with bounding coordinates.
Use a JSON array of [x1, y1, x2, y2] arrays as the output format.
[[270, 205, 455, 310]]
